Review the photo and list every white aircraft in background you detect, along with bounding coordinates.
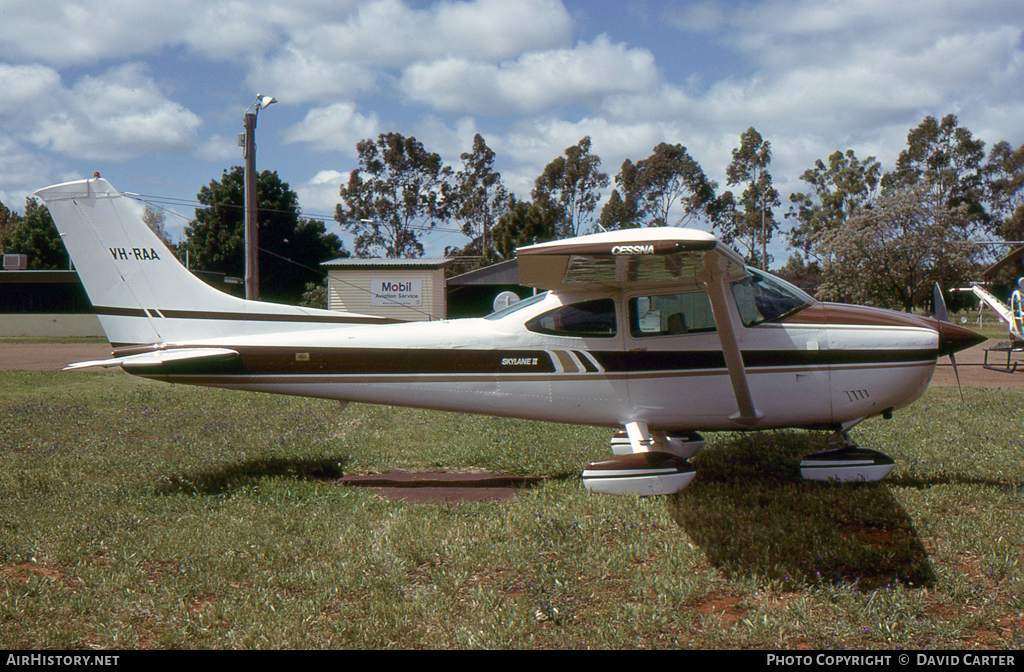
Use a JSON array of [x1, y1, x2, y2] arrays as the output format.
[[958, 246, 1024, 372], [35, 177, 985, 496]]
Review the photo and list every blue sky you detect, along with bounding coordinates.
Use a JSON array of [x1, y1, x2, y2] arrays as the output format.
[[1, 0, 1022, 261]]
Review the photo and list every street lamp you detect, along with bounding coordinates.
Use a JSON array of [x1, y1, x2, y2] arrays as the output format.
[[241, 94, 277, 300]]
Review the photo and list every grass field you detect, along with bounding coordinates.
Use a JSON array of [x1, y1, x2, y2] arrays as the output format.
[[0, 370, 1021, 649]]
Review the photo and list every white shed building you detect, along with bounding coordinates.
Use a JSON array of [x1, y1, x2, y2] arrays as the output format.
[[322, 258, 453, 322]]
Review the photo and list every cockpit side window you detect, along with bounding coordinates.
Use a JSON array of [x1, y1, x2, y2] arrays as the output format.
[[526, 298, 617, 337], [730, 268, 814, 327], [628, 291, 717, 337]]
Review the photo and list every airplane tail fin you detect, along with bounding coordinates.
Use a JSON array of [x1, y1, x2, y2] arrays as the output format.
[[35, 177, 388, 347]]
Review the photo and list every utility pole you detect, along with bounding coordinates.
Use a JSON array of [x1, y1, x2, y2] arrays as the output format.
[[242, 110, 258, 300], [241, 94, 276, 301]]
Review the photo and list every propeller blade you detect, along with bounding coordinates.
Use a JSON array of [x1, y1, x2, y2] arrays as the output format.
[[933, 283, 949, 323], [949, 351, 964, 401], [934, 283, 964, 402]]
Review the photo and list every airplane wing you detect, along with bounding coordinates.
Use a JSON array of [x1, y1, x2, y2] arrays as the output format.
[[516, 228, 760, 424], [515, 228, 746, 291], [65, 347, 240, 371]]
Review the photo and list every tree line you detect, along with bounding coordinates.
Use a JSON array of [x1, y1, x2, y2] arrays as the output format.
[[1, 113, 1021, 310], [332, 115, 1024, 312]]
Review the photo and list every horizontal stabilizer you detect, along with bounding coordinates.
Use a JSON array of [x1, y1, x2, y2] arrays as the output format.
[[65, 348, 239, 371]]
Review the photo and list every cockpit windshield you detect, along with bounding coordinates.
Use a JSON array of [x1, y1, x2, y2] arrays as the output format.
[[730, 268, 815, 326]]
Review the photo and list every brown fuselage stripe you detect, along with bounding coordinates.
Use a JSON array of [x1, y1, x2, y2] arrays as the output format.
[[119, 345, 938, 378]]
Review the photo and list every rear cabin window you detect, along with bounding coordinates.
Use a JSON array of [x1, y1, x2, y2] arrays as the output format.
[[629, 291, 717, 337], [526, 299, 617, 337]]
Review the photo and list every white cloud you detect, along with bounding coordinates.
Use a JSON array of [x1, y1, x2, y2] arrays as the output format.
[[1, 0, 1022, 254], [282, 102, 381, 154], [0, 133, 63, 206], [609, 0, 1024, 166], [196, 135, 244, 163], [0, 64, 62, 116], [246, 47, 377, 104], [0, 62, 202, 162], [400, 35, 659, 114], [28, 64, 202, 161], [0, 0, 193, 65], [295, 169, 349, 215], [0, 0, 357, 66], [296, 0, 572, 66]]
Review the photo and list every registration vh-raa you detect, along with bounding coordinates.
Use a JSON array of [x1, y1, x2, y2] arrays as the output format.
[[36, 177, 985, 496]]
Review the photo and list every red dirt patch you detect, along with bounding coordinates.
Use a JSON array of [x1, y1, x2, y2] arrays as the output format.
[[338, 469, 550, 503], [693, 593, 745, 625], [0, 561, 61, 583]]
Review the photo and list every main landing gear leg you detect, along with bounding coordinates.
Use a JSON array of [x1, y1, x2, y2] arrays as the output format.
[[799, 426, 895, 483]]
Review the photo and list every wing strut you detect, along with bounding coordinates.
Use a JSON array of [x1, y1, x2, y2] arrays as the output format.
[[698, 250, 762, 425]]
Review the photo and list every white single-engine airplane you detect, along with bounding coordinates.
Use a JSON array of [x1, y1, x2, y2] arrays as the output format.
[[36, 177, 985, 495]]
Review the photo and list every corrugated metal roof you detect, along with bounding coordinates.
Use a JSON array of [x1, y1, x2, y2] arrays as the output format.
[[447, 259, 520, 286], [322, 257, 453, 269]]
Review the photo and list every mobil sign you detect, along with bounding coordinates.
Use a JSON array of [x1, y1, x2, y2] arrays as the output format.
[[370, 278, 422, 307]]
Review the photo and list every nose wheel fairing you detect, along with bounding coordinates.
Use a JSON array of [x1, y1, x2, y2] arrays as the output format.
[[799, 446, 895, 482]]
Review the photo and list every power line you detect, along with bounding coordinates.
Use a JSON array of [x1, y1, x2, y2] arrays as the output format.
[[124, 191, 468, 234]]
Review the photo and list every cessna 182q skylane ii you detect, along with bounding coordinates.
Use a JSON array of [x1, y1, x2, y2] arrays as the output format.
[[36, 177, 985, 496]]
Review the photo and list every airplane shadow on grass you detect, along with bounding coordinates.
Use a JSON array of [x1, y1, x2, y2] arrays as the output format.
[[155, 456, 347, 496], [667, 431, 936, 591]]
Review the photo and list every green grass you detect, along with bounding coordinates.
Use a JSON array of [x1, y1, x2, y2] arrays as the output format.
[[0, 371, 1021, 649]]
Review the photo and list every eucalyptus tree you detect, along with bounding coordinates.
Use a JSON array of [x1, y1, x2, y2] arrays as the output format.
[[532, 136, 610, 238], [815, 186, 975, 311], [985, 140, 1024, 242], [486, 195, 559, 263], [142, 205, 174, 248], [600, 143, 720, 230], [883, 114, 989, 230], [0, 200, 17, 252], [337, 132, 451, 258], [719, 127, 780, 267], [787, 149, 882, 263], [453, 134, 509, 258]]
